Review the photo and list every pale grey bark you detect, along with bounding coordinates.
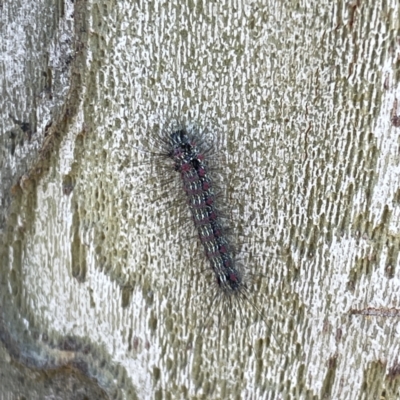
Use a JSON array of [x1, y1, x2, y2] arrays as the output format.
[[1, 0, 400, 399]]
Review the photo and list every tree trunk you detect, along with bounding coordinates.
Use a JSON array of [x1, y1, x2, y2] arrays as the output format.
[[1, 0, 400, 399]]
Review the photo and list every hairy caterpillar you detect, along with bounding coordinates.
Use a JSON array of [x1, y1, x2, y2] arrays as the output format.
[[168, 130, 249, 301], [129, 120, 278, 343]]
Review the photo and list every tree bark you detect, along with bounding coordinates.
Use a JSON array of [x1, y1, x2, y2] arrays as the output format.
[[1, 0, 400, 399]]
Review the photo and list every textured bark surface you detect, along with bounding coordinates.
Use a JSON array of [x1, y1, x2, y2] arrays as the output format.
[[1, 0, 400, 399]]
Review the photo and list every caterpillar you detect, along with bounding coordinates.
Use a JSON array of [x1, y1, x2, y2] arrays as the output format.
[[168, 129, 247, 300], [129, 120, 278, 343]]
